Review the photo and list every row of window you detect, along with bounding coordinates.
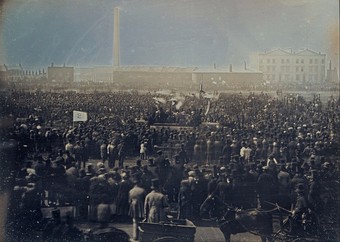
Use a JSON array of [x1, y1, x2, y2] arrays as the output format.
[[260, 58, 325, 65], [265, 74, 321, 81], [260, 65, 325, 73], [296, 74, 321, 81]]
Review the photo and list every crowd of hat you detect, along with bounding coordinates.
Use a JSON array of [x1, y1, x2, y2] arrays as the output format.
[[1, 90, 339, 226]]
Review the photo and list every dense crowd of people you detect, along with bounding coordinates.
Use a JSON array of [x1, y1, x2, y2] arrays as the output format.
[[1, 89, 339, 241]]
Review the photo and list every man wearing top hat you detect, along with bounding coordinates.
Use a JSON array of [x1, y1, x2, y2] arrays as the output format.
[[144, 178, 169, 223], [140, 165, 153, 193], [116, 172, 133, 221], [107, 140, 117, 169], [308, 170, 322, 212], [129, 173, 146, 241], [154, 150, 168, 189], [290, 183, 310, 234], [257, 166, 276, 209], [215, 167, 232, 205], [147, 158, 158, 179]]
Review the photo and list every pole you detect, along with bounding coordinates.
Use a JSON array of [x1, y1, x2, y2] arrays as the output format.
[[113, 7, 120, 67]]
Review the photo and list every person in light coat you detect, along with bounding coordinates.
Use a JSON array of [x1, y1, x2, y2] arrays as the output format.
[[144, 178, 169, 223], [129, 176, 146, 241]]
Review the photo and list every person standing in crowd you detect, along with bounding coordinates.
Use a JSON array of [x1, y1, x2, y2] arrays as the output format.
[[191, 165, 207, 220], [63, 150, 76, 169], [222, 139, 232, 165], [277, 165, 291, 209], [107, 169, 120, 220], [206, 136, 214, 164], [140, 140, 148, 160], [129, 174, 146, 241], [147, 158, 158, 179], [308, 170, 322, 212], [74, 169, 90, 219], [177, 144, 188, 165], [240, 142, 252, 164], [65, 140, 74, 157], [116, 172, 132, 222], [230, 139, 239, 157], [140, 165, 153, 194], [267, 154, 278, 177], [257, 166, 277, 209], [107, 140, 117, 169], [177, 180, 193, 220], [216, 167, 232, 205], [100, 140, 108, 164], [193, 140, 201, 164], [291, 183, 309, 234], [290, 168, 308, 205], [154, 150, 168, 189], [144, 178, 169, 223], [261, 136, 269, 160], [213, 135, 222, 163], [118, 141, 127, 169], [73, 141, 83, 169]]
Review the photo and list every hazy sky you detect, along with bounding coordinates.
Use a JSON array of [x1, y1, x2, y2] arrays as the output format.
[[0, 0, 339, 69]]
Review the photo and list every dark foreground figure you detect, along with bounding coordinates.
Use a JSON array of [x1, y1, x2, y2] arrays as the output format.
[[5, 207, 130, 242], [200, 194, 274, 242]]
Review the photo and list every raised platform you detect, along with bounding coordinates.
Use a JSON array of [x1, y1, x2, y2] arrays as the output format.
[[150, 123, 194, 131]]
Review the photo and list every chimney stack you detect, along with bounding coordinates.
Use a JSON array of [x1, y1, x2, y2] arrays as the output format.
[[113, 7, 120, 67]]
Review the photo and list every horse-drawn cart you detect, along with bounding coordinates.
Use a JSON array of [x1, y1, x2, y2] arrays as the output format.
[[138, 219, 196, 242]]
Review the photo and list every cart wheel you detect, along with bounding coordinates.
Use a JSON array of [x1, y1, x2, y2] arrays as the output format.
[[153, 236, 180, 242]]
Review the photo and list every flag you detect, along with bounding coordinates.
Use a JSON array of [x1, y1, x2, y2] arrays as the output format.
[[199, 83, 205, 93], [153, 97, 166, 104], [205, 100, 211, 116], [175, 100, 183, 110], [73, 111, 88, 122]]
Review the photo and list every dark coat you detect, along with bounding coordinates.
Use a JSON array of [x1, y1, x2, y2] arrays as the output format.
[[129, 185, 146, 219], [116, 179, 132, 215]]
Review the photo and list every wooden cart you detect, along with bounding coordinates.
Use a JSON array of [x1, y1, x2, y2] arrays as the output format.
[[138, 219, 196, 242]]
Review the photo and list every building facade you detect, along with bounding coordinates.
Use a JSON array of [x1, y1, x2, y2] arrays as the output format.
[[192, 69, 263, 90], [251, 49, 326, 84], [2, 64, 24, 81], [326, 61, 339, 84], [0, 64, 47, 82], [47, 65, 74, 82], [74, 66, 263, 91]]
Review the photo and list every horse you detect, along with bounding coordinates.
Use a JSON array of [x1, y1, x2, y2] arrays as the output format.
[[200, 193, 275, 242]]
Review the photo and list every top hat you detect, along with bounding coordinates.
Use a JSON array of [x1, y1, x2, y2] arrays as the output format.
[[188, 171, 196, 177], [295, 183, 305, 193], [151, 178, 160, 190]]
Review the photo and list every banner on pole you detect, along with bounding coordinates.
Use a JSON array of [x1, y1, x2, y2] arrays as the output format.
[[73, 111, 88, 122]]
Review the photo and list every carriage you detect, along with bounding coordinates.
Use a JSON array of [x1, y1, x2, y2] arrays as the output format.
[[199, 192, 338, 242], [138, 219, 196, 242]]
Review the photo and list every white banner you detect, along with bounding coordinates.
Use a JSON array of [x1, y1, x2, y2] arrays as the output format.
[[73, 111, 88, 122]]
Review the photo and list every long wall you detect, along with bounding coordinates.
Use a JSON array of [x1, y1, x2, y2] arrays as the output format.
[[74, 66, 263, 91]]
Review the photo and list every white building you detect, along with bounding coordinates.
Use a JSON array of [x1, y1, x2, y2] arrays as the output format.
[[250, 49, 326, 84]]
